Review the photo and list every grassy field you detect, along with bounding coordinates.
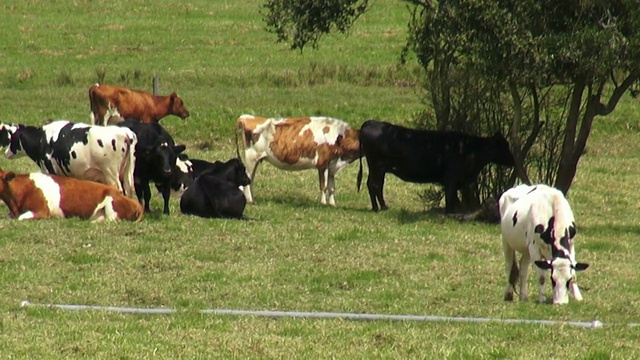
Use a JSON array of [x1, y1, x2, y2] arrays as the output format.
[[1, 1, 640, 359]]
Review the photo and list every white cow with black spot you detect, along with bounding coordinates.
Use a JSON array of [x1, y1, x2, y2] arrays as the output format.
[[499, 184, 589, 305]]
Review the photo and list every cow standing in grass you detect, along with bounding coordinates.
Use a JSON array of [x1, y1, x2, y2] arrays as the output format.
[[117, 119, 186, 215], [357, 120, 515, 213], [499, 184, 589, 304], [89, 84, 190, 125], [235, 115, 360, 206]]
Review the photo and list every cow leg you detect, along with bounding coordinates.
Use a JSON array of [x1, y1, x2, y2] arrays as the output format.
[[160, 183, 171, 215], [443, 184, 460, 214], [518, 251, 531, 301], [318, 168, 329, 205], [327, 170, 336, 206], [366, 168, 387, 211], [135, 181, 150, 213], [242, 149, 262, 203], [142, 182, 152, 213], [527, 243, 546, 303], [502, 241, 517, 301]]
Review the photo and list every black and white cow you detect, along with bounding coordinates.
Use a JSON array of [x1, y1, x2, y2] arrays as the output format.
[[0, 121, 137, 196], [180, 158, 251, 219], [117, 119, 185, 215], [500, 184, 589, 304], [161, 155, 231, 198], [357, 120, 516, 213]]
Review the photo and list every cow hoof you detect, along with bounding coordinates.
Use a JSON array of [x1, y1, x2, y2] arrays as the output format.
[[504, 293, 514, 301]]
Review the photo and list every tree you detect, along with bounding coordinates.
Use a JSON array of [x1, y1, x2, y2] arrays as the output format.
[[263, 0, 640, 196]]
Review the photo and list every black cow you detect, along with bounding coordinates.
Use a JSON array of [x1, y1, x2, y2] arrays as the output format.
[[161, 155, 231, 198], [357, 120, 515, 213], [180, 158, 251, 219], [117, 119, 185, 215]]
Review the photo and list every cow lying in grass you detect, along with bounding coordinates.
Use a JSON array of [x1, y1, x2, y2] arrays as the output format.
[[0, 169, 143, 222], [180, 158, 251, 219], [499, 184, 589, 304]]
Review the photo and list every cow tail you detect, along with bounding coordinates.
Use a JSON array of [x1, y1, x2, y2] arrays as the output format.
[[88, 84, 101, 125], [120, 132, 137, 198], [234, 120, 242, 160], [356, 139, 363, 192]]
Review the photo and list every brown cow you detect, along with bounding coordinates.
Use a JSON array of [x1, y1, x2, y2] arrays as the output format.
[[0, 169, 144, 222], [235, 114, 360, 206], [89, 84, 190, 125]]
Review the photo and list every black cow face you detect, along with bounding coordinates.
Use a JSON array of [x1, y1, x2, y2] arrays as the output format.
[[143, 142, 186, 179], [490, 132, 516, 167], [233, 162, 251, 187]]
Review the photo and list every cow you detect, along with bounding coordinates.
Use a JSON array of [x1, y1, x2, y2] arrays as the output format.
[[0, 169, 143, 222], [89, 84, 190, 125], [117, 119, 185, 215], [0, 121, 137, 197], [356, 120, 516, 213], [235, 114, 360, 206], [161, 155, 247, 199], [180, 158, 251, 219], [499, 184, 589, 305]]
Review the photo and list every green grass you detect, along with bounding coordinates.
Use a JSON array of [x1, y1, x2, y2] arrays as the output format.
[[1, 1, 640, 359]]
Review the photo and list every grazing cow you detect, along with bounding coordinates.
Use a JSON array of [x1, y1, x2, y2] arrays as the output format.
[[235, 114, 360, 206], [0, 121, 136, 197], [180, 158, 251, 219], [89, 84, 190, 125], [499, 184, 589, 304], [357, 120, 516, 213], [0, 169, 143, 222], [117, 119, 185, 215]]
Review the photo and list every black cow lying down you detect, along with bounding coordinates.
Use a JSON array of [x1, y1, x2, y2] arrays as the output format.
[[179, 158, 251, 219], [357, 120, 515, 213]]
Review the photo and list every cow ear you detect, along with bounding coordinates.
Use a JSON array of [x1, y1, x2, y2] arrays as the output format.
[[569, 222, 577, 239], [1, 172, 16, 182], [534, 260, 552, 270], [574, 263, 589, 271], [173, 145, 186, 154]]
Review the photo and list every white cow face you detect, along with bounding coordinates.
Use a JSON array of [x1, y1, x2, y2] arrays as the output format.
[[535, 258, 589, 304]]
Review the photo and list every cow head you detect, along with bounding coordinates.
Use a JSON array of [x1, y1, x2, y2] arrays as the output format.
[[0, 124, 26, 159], [0, 169, 18, 215], [169, 93, 190, 119], [534, 258, 589, 305], [489, 132, 516, 167], [228, 158, 251, 187], [142, 141, 186, 179], [168, 153, 194, 198]]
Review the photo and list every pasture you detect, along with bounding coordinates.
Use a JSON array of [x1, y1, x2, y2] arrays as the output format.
[[1, 1, 640, 358]]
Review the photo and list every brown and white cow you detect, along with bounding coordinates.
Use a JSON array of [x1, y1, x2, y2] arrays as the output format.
[[235, 114, 360, 206], [89, 84, 190, 125], [0, 169, 143, 222]]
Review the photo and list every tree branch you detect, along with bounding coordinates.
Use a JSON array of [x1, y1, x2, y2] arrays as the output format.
[[596, 70, 640, 116]]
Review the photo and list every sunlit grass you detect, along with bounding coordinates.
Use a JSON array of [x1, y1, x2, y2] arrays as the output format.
[[1, 0, 640, 359]]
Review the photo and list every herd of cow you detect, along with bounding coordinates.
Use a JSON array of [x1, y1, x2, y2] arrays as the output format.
[[0, 83, 589, 304]]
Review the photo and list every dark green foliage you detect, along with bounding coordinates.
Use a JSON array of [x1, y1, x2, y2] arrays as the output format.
[[263, 0, 369, 49], [264, 0, 640, 200]]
